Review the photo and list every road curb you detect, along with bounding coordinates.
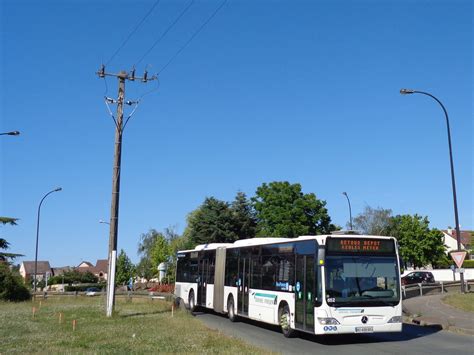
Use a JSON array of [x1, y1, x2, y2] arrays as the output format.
[[403, 316, 474, 336]]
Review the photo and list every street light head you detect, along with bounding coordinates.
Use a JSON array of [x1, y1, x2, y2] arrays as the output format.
[[342, 192, 347, 196], [55, 187, 62, 192], [400, 88, 415, 95], [0, 131, 20, 136]]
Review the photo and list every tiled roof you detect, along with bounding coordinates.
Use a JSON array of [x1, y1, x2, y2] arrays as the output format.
[[94, 259, 108, 272], [77, 261, 94, 267], [75, 259, 108, 275], [443, 230, 472, 246], [52, 266, 74, 276], [21, 261, 51, 274]]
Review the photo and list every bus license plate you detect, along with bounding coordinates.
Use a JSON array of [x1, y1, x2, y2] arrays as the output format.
[[355, 326, 374, 333]]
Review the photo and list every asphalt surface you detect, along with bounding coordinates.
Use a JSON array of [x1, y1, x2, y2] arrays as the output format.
[[194, 310, 473, 354]]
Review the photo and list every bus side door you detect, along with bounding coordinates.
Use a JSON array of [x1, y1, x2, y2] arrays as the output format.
[[238, 252, 250, 316], [295, 241, 316, 331], [197, 258, 208, 306]]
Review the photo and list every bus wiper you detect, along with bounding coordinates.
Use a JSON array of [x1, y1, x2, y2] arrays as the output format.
[[362, 297, 396, 306]]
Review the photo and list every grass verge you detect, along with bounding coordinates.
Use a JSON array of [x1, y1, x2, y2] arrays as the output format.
[[442, 292, 474, 313], [0, 295, 273, 354]]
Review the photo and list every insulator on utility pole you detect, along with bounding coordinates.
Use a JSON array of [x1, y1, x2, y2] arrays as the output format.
[[98, 65, 105, 78]]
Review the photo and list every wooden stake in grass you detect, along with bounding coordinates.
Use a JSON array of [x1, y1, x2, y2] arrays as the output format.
[[39, 301, 42, 308], [72, 319, 77, 331], [171, 303, 174, 318], [58, 312, 63, 323], [32, 307, 37, 319]]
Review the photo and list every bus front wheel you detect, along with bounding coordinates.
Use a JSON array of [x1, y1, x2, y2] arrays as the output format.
[[188, 290, 196, 312], [227, 296, 237, 322], [279, 304, 295, 338]]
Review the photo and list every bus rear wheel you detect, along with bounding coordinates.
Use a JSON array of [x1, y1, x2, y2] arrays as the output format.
[[227, 296, 237, 322], [279, 305, 295, 338]]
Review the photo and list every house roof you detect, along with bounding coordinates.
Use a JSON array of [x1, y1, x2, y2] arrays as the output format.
[[94, 259, 108, 272], [77, 261, 94, 267], [52, 266, 73, 276], [21, 261, 51, 274], [443, 230, 472, 246], [74, 259, 108, 275]]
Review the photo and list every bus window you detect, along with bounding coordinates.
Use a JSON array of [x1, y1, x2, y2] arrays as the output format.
[[225, 249, 239, 286]]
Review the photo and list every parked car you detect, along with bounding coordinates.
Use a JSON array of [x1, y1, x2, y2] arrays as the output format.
[[401, 271, 435, 285], [85, 287, 101, 296]]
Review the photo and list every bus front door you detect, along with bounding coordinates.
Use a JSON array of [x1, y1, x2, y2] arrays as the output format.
[[237, 257, 250, 316], [197, 258, 208, 306], [295, 255, 315, 331]]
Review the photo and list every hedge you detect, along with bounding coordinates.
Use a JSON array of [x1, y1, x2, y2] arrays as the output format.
[[65, 283, 105, 292], [462, 259, 474, 268]]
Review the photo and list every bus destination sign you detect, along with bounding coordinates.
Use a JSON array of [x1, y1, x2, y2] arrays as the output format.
[[327, 238, 394, 254]]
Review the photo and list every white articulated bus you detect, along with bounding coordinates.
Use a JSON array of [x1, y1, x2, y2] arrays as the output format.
[[174, 234, 402, 337]]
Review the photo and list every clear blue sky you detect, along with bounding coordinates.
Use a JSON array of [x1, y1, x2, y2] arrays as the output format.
[[1, 0, 472, 267]]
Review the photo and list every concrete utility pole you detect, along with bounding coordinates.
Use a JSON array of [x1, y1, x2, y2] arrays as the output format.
[[97, 66, 156, 317]]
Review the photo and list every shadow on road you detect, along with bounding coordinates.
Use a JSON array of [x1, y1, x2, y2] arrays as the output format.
[[192, 308, 442, 345]]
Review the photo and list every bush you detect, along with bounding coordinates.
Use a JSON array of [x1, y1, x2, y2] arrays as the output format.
[[462, 260, 474, 268], [0, 263, 31, 301]]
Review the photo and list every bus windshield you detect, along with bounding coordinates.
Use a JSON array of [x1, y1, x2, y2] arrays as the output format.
[[325, 255, 400, 307]]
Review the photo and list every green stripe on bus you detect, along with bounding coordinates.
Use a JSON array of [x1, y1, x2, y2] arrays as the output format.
[[255, 293, 277, 299]]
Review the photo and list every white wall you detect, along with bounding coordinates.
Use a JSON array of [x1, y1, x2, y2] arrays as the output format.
[[403, 269, 474, 281]]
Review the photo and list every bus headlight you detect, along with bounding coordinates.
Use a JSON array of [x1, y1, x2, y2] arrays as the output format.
[[388, 316, 402, 323], [318, 317, 340, 325]]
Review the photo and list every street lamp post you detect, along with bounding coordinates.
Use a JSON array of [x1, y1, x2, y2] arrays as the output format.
[[400, 88, 464, 293], [342, 192, 353, 230], [34, 187, 62, 293], [0, 131, 20, 136]]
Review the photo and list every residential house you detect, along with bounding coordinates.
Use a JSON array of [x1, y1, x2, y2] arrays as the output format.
[[442, 229, 472, 257], [19, 261, 52, 282], [75, 259, 108, 281]]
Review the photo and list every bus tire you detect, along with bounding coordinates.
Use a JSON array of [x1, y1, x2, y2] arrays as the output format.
[[279, 304, 295, 338], [175, 297, 186, 310], [227, 295, 237, 322], [188, 290, 196, 312]]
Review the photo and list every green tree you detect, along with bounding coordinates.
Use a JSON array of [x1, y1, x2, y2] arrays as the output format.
[[116, 249, 135, 285], [352, 206, 392, 235], [187, 197, 238, 245], [0, 217, 23, 262], [231, 192, 257, 239], [252, 181, 335, 238], [388, 214, 446, 268], [137, 229, 171, 280], [0, 263, 31, 301]]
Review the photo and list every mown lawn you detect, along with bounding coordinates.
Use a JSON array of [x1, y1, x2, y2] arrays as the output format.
[[442, 292, 474, 312], [0, 295, 272, 354]]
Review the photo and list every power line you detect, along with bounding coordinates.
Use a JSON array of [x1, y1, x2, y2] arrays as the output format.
[[105, 0, 162, 66], [158, 0, 228, 75], [135, 0, 195, 67]]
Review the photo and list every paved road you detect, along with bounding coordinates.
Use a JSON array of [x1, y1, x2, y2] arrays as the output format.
[[194, 310, 473, 354]]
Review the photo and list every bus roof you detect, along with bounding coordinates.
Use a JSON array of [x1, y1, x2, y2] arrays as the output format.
[[177, 234, 394, 253]]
